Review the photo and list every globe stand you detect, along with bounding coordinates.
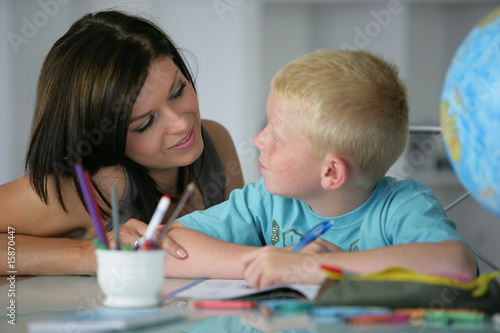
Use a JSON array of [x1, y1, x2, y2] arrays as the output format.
[[444, 191, 470, 212]]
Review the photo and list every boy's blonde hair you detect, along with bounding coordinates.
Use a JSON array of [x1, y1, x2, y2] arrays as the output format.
[[272, 49, 409, 188]]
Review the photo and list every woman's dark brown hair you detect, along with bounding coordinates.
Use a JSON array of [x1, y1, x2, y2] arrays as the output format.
[[25, 10, 197, 220]]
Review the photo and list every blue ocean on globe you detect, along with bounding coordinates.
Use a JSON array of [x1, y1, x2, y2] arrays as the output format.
[[440, 7, 500, 218]]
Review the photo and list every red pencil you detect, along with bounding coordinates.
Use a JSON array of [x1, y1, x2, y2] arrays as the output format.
[[194, 300, 256, 310]]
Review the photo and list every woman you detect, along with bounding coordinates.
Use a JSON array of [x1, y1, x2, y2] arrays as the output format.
[[0, 10, 244, 275]]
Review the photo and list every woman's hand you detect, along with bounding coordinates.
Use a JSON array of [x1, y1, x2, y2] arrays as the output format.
[[105, 218, 147, 248], [106, 218, 187, 259], [157, 232, 188, 259]]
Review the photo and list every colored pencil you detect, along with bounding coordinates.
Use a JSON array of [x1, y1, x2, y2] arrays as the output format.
[[110, 186, 120, 250], [154, 182, 195, 247], [74, 164, 109, 247], [143, 195, 172, 245]]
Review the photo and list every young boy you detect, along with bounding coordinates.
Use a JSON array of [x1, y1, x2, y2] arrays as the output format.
[[163, 49, 477, 288]]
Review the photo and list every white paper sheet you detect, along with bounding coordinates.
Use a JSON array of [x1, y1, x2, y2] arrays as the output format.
[[167, 279, 320, 300]]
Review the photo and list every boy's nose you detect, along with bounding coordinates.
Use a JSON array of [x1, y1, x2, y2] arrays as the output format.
[[253, 130, 264, 150], [253, 127, 270, 152]]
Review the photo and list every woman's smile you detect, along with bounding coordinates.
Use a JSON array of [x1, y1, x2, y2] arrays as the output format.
[[168, 126, 196, 151]]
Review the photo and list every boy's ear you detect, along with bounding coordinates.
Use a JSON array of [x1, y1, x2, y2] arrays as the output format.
[[321, 155, 348, 190]]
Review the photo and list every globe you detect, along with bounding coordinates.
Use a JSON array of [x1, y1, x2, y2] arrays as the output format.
[[440, 7, 500, 219]]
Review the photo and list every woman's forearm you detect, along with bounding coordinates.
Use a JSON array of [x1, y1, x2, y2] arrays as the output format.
[[0, 233, 96, 276]]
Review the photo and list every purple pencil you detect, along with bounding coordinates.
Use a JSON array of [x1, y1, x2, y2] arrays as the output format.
[[74, 164, 109, 247]]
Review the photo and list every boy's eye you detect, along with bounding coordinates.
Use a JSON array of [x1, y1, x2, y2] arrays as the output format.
[[171, 81, 187, 99]]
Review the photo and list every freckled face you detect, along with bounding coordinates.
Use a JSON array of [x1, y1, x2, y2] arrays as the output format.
[[253, 90, 323, 200], [126, 57, 203, 172]]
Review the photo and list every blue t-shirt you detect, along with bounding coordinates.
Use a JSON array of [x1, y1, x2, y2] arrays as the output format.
[[178, 177, 468, 251]]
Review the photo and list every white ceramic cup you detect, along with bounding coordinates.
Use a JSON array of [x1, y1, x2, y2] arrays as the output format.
[[96, 249, 166, 308]]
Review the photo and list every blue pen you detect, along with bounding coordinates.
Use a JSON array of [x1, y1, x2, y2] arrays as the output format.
[[309, 306, 392, 318], [291, 220, 334, 252]]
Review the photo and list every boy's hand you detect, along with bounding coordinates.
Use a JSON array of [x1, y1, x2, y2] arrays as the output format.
[[106, 218, 187, 259], [301, 238, 344, 254], [241, 246, 326, 289]]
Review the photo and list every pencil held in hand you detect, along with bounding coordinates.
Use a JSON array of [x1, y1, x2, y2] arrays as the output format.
[[143, 195, 172, 243], [291, 220, 334, 252]]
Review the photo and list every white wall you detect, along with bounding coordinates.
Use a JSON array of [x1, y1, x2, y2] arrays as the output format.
[[1, 0, 499, 270], [0, 2, 13, 180]]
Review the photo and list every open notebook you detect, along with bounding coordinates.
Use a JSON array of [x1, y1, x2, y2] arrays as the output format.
[[164, 278, 321, 301]]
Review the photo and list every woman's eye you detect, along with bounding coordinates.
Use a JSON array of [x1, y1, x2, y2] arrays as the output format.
[[135, 114, 156, 134], [171, 81, 187, 99]]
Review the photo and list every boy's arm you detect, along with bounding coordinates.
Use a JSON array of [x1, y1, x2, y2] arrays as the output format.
[[242, 240, 477, 288], [163, 222, 257, 278]]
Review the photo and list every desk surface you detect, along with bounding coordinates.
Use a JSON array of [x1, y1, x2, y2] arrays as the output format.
[[1, 276, 499, 333]]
